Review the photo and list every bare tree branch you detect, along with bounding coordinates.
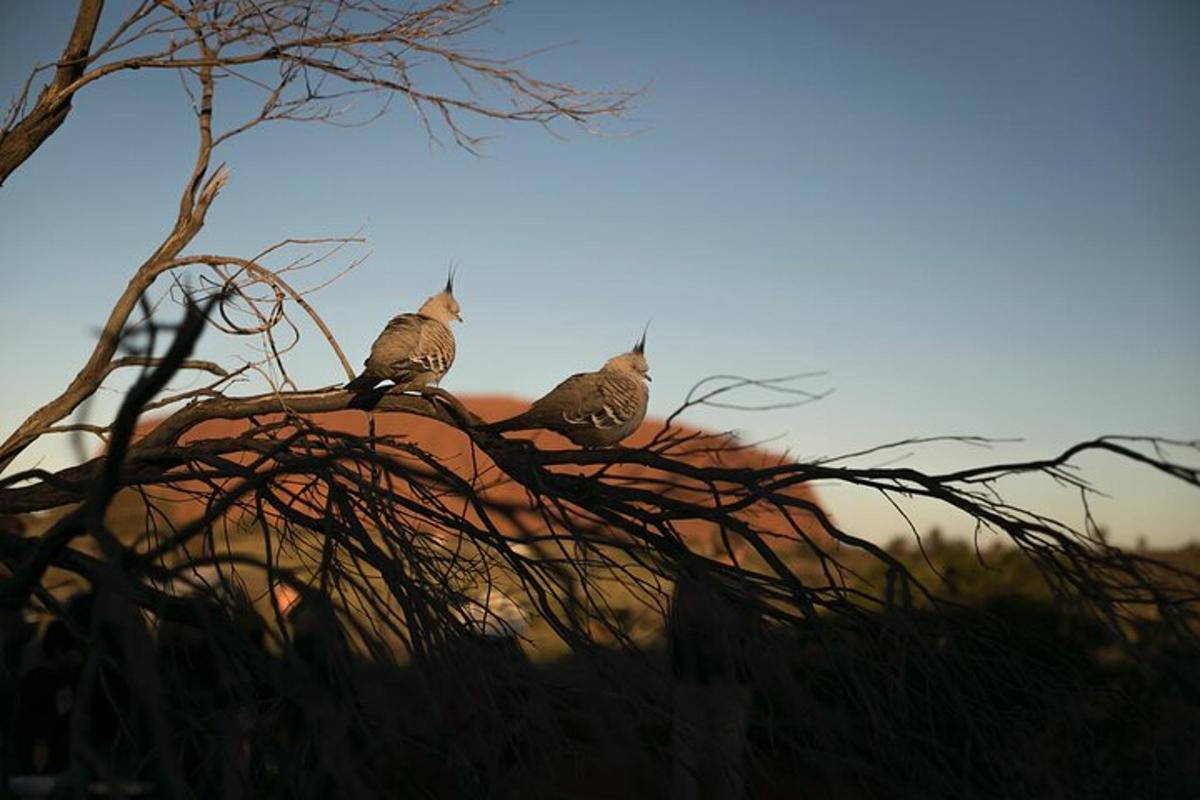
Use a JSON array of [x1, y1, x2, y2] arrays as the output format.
[[0, 0, 104, 185], [2, 6, 1196, 796]]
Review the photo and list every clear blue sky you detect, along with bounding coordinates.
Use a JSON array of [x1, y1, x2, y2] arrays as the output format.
[[2, 1, 1198, 545]]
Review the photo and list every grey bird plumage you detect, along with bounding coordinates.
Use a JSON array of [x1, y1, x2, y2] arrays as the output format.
[[482, 332, 651, 448], [345, 274, 462, 394]]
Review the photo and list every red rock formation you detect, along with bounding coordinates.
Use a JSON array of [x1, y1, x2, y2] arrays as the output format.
[[136, 394, 829, 559]]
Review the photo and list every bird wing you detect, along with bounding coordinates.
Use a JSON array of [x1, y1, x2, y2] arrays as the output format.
[[410, 317, 455, 375], [368, 314, 454, 376], [381, 313, 424, 336], [367, 313, 422, 370], [535, 372, 639, 430]]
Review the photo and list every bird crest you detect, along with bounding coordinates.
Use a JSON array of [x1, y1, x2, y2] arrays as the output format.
[[633, 322, 649, 355]]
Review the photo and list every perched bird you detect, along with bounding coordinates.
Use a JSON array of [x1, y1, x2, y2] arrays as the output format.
[[481, 331, 651, 448], [345, 274, 462, 394]]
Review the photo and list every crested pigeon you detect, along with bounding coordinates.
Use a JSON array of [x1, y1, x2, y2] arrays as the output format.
[[344, 273, 462, 394], [481, 331, 651, 448]]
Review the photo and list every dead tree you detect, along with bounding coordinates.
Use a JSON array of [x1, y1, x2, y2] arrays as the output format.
[[2, 296, 1196, 795], [0, 0, 635, 475], [2, 3, 1199, 797]]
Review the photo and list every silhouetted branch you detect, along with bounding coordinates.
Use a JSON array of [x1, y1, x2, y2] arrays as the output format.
[[2, 293, 1197, 795], [3, 5, 1196, 796]]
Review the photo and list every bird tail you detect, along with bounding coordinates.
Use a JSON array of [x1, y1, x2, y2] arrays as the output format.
[[477, 413, 532, 434], [344, 372, 380, 393]]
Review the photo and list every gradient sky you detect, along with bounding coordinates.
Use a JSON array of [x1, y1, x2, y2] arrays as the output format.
[[2, 1, 1198, 546]]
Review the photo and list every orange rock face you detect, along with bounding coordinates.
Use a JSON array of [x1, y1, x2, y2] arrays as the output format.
[[136, 394, 829, 561]]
